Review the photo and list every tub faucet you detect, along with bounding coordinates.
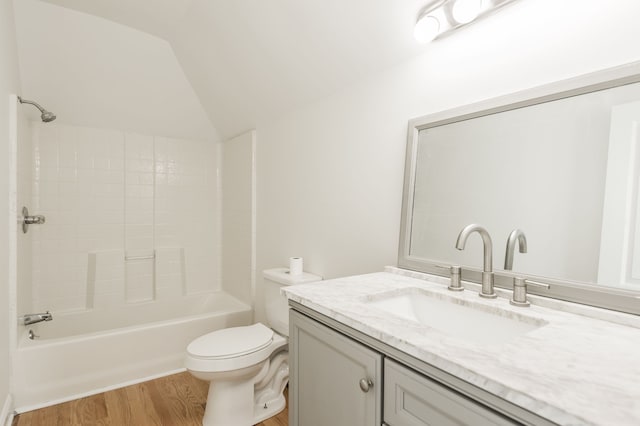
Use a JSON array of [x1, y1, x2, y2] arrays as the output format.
[[504, 229, 527, 271], [455, 224, 496, 299], [20, 311, 53, 325]]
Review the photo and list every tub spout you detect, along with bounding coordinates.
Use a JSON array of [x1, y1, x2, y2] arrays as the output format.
[[20, 311, 53, 325]]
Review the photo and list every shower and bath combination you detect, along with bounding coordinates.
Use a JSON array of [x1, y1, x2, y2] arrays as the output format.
[[17, 95, 55, 338], [17, 95, 56, 122]]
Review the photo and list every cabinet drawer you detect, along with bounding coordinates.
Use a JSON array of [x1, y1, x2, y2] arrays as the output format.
[[384, 359, 517, 426]]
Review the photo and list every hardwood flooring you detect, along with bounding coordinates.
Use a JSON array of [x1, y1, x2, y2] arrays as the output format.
[[12, 372, 288, 426]]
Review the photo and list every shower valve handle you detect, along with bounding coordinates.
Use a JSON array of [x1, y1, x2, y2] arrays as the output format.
[[24, 215, 45, 225], [21, 206, 46, 234]]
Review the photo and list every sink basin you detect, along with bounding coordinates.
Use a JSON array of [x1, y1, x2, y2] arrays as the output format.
[[365, 289, 545, 345]]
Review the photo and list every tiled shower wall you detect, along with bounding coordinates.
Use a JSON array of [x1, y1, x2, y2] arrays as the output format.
[[29, 123, 220, 312], [16, 110, 33, 316]]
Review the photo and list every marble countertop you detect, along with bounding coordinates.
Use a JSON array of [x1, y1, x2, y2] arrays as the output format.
[[282, 267, 640, 426]]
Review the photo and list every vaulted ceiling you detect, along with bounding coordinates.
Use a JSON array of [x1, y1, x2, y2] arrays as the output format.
[[19, 0, 428, 139]]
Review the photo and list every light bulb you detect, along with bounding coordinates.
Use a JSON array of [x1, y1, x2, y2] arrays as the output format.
[[451, 0, 483, 24], [414, 15, 440, 43]]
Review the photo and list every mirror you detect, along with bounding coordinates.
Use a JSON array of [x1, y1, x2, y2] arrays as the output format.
[[399, 62, 640, 314]]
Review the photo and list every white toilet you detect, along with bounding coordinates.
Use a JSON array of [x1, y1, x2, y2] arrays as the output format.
[[185, 268, 322, 426]]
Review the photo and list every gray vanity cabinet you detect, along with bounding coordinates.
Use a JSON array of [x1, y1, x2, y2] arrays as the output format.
[[289, 309, 383, 426]]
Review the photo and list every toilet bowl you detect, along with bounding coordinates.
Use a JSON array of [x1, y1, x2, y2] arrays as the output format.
[[185, 268, 322, 426]]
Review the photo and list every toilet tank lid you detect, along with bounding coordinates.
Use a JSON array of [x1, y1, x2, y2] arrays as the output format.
[[263, 268, 323, 286]]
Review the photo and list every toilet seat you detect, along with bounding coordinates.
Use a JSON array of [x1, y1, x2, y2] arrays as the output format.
[[185, 323, 286, 373], [187, 323, 274, 360]]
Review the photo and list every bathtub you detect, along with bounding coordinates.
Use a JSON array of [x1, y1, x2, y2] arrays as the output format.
[[12, 291, 252, 411]]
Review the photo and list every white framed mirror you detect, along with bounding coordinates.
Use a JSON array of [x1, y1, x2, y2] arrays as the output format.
[[399, 61, 640, 315]]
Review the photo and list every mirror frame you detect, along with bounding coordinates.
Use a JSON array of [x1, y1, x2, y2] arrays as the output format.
[[399, 61, 640, 315]]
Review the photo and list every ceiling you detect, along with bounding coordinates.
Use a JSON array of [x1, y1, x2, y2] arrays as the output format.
[[35, 0, 429, 139]]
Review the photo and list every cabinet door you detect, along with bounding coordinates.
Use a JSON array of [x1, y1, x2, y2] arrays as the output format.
[[384, 359, 518, 426], [289, 310, 382, 426]]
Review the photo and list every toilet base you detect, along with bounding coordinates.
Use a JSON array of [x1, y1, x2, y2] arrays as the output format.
[[253, 393, 286, 424], [202, 362, 267, 426], [200, 362, 288, 426], [253, 350, 289, 423]]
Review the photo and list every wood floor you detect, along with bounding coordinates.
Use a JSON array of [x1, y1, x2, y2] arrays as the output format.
[[12, 372, 288, 426]]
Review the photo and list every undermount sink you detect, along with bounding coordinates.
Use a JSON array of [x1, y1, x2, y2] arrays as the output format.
[[365, 289, 546, 345]]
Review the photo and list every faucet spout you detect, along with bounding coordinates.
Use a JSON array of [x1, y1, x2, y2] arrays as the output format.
[[504, 229, 527, 270], [455, 224, 496, 298], [20, 311, 53, 326]]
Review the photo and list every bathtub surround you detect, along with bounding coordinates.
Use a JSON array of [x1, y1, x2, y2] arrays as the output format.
[[9, 122, 259, 410], [29, 123, 220, 315], [8, 121, 255, 411]]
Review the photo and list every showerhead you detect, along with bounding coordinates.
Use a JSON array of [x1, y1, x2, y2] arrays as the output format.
[[17, 96, 56, 123], [40, 111, 56, 122]]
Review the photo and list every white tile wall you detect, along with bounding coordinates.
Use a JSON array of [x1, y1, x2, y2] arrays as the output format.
[[30, 123, 220, 313], [16, 113, 33, 316], [154, 137, 220, 295]]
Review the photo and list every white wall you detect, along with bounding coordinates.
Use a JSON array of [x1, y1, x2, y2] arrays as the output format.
[[0, 0, 20, 419], [221, 131, 255, 305], [254, 0, 640, 321]]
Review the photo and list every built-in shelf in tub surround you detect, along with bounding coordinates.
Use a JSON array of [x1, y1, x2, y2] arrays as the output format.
[[282, 269, 640, 426]]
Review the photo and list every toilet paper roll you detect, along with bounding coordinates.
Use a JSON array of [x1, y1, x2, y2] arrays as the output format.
[[289, 257, 303, 276]]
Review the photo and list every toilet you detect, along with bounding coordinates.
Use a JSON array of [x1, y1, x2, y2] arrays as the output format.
[[185, 268, 322, 426]]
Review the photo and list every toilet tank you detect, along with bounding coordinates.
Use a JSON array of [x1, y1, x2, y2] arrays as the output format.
[[263, 268, 322, 336]]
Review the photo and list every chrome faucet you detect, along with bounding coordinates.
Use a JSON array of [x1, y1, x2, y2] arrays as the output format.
[[455, 224, 496, 298], [20, 311, 53, 325], [504, 229, 527, 270]]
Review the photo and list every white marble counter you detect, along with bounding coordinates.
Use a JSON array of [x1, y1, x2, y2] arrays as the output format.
[[282, 268, 640, 426]]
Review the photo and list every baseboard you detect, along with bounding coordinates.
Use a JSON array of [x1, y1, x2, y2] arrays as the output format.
[[1, 394, 14, 426], [15, 368, 186, 414]]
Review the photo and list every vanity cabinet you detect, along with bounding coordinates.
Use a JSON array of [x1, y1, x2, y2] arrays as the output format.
[[289, 307, 539, 426], [289, 309, 383, 426]]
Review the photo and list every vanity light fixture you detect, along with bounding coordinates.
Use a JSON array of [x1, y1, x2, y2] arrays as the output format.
[[413, 13, 441, 43], [450, 0, 483, 24], [414, 0, 518, 43]]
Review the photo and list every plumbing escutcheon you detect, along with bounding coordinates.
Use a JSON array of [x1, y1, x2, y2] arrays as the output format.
[[448, 265, 464, 291], [510, 277, 530, 307], [510, 277, 550, 307]]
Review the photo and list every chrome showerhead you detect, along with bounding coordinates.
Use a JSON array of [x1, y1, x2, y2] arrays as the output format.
[[40, 110, 56, 122], [17, 96, 57, 123]]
